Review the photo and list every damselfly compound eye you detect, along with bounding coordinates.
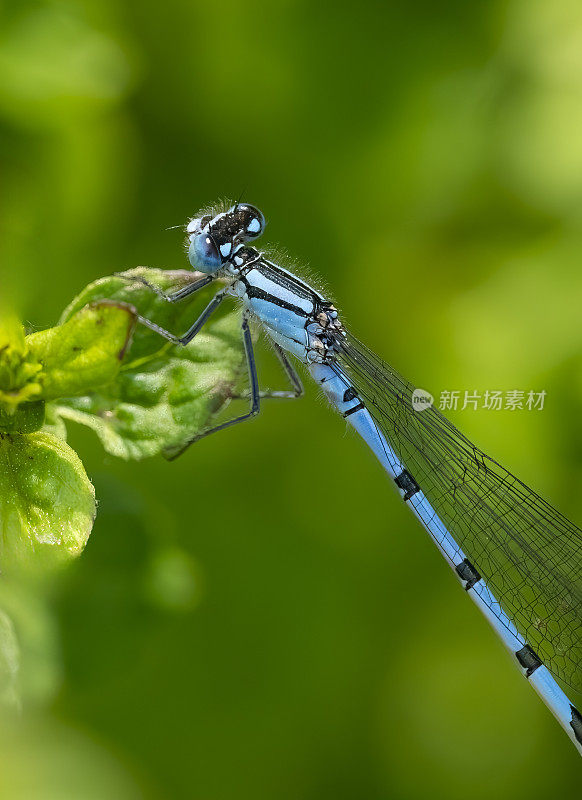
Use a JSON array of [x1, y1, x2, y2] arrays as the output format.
[[189, 232, 222, 272]]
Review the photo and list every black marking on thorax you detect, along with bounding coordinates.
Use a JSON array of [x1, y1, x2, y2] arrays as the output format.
[[237, 253, 329, 319], [259, 260, 321, 304], [240, 279, 310, 317]]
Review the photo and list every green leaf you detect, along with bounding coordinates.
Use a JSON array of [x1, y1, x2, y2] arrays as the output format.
[[41, 403, 67, 441], [0, 432, 96, 574], [60, 268, 224, 362], [26, 301, 136, 401], [0, 302, 135, 428], [53, 269, 247, 459], [0, 401, 45, 434], [0, 314, 43, 410]]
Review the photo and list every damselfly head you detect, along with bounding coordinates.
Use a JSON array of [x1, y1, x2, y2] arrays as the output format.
[[186, 202, 266, 273], [229, 203, 265, 240]]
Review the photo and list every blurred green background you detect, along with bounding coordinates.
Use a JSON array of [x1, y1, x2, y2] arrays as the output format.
[[1, 0, 582, 797]]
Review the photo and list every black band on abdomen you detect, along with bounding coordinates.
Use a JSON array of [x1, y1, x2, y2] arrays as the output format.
[[570, 705, 582, 745], [343, 402, 365, 418], [455, 558, 481, 590], [515, 644, 542, 677], [394, 470, 420, 501]]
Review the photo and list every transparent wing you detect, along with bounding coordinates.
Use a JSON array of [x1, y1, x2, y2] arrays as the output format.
[[335, 330, 582, 692]]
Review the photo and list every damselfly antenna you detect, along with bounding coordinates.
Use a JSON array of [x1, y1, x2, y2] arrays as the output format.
[[233, 187, 246, 212]]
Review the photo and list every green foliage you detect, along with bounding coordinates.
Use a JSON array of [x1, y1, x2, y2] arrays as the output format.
[[26, 301, 136, 401], [0, 316, 43, 410], [0, 432, 95, 574], [0, 303, 135, 431], [0, 271, 245, 572], [0, 301, 136, 575], [0, 402, 45, 435], [55, 268, 246, 459]]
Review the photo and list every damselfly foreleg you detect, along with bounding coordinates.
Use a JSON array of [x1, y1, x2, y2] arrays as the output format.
[[138, 289, 226, 346], [114, 271, 215, 303]]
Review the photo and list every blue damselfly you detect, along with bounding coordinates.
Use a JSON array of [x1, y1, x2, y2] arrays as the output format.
[[135, 201, 582, 755]]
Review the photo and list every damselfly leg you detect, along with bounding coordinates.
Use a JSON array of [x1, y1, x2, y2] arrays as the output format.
[[113, 271, 215, 303], [164, 312, 261, 460], [233, 343, 304, 401], [138, 290, 226, 346], [266, 344, 304, 399]]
